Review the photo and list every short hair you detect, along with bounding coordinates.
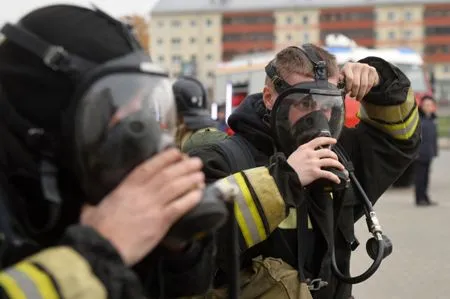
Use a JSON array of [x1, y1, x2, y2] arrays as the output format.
[[266, 44, 339, 86]]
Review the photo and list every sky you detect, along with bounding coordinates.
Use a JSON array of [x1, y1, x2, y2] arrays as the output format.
[[0, 0, 159, 24]]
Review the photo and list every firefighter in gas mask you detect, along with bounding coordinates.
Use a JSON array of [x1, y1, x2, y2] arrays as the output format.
[[188, 44, 420, 298], [172, 76, 227, 152], [0, 5, 233, 299]]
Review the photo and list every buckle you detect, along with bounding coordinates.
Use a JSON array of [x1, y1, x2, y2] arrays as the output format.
[[43, 46, 69, 71], [307, 278, 328, 291]]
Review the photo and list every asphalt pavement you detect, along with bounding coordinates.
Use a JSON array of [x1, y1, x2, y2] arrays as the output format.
[[351, 150, 450, 299]]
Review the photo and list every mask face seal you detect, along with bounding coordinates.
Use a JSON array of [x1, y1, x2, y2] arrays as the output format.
[[268, 44, 345, 155], [73, 65, 177, 203]]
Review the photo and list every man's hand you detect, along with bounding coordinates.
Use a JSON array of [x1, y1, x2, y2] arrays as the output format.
[[80, 148, 205, 266], [287, 137, 345, 186], [339, 62, 380, 101]]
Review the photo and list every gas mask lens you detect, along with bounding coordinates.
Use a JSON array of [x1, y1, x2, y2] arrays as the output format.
[[77, 73, 176, 145], [272, 90, 345, 155], [74, 73, 177, 203]]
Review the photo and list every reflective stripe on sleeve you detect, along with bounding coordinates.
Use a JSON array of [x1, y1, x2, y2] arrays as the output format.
[[359, 88, 419, 140], [360, 88, 416, 124], [0, 270, 27, 299], [226, 173, 267, 248], [26, 247, 107, 299], [242, 167, 285, 233]]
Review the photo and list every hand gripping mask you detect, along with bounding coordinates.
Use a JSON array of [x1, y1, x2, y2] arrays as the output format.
[[267, 44, 345, 155]]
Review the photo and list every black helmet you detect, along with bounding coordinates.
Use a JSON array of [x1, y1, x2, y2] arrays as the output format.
[[172, 76, 217, 130]]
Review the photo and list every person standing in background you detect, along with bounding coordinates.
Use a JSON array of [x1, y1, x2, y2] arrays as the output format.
[[415, 96, 439, 206]]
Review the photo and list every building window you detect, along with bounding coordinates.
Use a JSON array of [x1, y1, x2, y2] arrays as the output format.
[[171, 38, 181, 45], [190, 37, 196, 44], [191, 20, 196, 26], [206, 54, 213, 60], [206, 37, 213, 44], [286, 16, 292, 24], [388, 31, 396, 40], [444, 65, 450, 73], [172, 55, 182, 64], [171, 20, 181, 27], [207, 71, 215, 78], [404, 30, 412, 39], [223, 32, 274, 43], [206, 19, 213, 26], [223, 15, 274, 25], [286, 34, 292, 41], [303, 32, 309, 42], [425, 26, 450, 36], [158, 56, 165, 63], [387, 12, 396, 21], [302, 15, 309, 25], [157, 21, 164, 27], [404, 11, 413, 21], [157, 38, 163, 45]]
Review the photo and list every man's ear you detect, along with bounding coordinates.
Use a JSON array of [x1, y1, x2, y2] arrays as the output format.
[[263, 85, 275, 110]]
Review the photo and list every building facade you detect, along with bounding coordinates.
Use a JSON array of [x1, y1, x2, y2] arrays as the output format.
[[150, 0, 450, 100]]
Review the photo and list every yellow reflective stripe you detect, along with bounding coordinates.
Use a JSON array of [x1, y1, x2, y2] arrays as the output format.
[[221, 178, 253, 247], [26, 247, 107, 299], [233, 172, 267, 242], [360, 106, 419, 140], [225, 173, 267, 248], [15, 263, 59, 299], [278, 208, 296, 229], [360, 87, 416, 124], [278, 208, 313, 230], [242, 167, 285, 233], [0, 271, 27, 299]]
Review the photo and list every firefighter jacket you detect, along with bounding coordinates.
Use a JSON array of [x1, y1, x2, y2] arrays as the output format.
[[0, 121, 216, 299], [188, 57, 420, 299]]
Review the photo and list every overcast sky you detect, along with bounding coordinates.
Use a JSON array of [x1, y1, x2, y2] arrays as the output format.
[[0, 0, 159, 24]]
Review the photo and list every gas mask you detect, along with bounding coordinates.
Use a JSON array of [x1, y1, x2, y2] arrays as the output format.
[[0, 14, 230, 243], [267, 44, 345, 156]]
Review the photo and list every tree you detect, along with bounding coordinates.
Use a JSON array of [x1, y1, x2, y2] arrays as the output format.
[[121, 15, 150, 53]]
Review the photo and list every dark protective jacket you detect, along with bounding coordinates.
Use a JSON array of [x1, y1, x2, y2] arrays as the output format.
[[188, 57, 420, 299], [0, 120, 215, 299], [417, 110, 438, 162]]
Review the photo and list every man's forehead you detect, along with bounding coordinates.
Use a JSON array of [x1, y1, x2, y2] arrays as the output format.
[[284, 73, 339, 86]]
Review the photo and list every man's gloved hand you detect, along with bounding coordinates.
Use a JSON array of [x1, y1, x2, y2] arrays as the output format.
[[339, 62, 380, 101], [287, 137, 345, 186], [80, 148, 205, 266]]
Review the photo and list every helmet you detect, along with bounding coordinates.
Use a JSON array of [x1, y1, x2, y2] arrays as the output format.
[[172, 76, 217, 130]]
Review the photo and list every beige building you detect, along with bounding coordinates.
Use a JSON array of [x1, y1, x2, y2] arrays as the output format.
[[150, 13, 222, 89], [150, 0, 450, 100], [375, 5, 425, 53], [274, 9, 320, 51]]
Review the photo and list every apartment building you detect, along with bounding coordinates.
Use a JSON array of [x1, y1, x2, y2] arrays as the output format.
[[150, 0, 450, 98]]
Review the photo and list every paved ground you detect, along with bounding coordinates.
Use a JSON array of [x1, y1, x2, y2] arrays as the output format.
[[351, 150, 450, 299]]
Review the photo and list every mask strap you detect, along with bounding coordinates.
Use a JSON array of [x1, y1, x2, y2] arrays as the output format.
[[290, 44, 329, 87], [39, 159, 62, 230], [0, 90, 62, 233], [264, 59, 292, 94], [1, 23, 96, 78]]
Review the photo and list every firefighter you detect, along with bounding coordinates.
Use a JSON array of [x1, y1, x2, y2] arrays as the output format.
[[0, 5, 216, 299], [172, 76, 227, 152], [188, 44, 420, 298]]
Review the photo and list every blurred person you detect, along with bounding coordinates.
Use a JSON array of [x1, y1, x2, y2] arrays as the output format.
[[216, 104, 228, 132], [0, 5, 221, 299], [173, 76, 227, 152], [415, 96, 438, 206]]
